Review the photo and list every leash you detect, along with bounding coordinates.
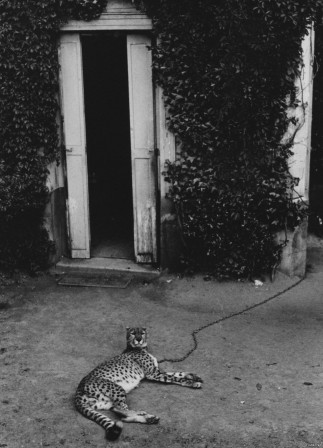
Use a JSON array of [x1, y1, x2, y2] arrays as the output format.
[[158, 276, 305, 364]]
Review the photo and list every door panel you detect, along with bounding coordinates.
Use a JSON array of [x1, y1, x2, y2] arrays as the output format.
[[59, 34, 90, 258], [127, 34, 157, 263]]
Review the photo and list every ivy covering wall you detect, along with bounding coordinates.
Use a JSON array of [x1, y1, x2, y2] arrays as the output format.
[[0, 0, 107, 271], [0, 0, 320, 275], [140, 0, 319, 277]]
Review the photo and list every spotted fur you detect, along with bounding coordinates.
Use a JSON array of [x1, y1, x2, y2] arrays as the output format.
[[75, 327, 203, 441]]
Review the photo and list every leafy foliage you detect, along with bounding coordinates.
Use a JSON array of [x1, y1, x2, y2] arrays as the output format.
[[0, 0, 320, 276], [138, 0, 319, 278], [63, 0, 108, 21], [0, 0, 107, 272]]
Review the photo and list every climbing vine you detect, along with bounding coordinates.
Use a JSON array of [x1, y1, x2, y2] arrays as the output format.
[[0, 0, 108, 272], [138, 0, 321, 278], [0, 0, 321, 275], [63, 0, 108, 21]]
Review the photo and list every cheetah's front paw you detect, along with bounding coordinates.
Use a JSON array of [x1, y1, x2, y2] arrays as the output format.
[[145, 415, 160, 424], [185, 373, 203, 388]]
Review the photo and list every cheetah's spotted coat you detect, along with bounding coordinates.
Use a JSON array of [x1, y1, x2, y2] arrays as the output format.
[[75, 327, 203, 440]]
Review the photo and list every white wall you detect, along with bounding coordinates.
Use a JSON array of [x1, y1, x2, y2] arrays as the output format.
[[288, 28, 315, 202]]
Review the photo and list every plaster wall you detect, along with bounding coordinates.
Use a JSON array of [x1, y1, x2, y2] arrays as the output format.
[[279, 29, 314, 277], [44, 157, 67, 264], [156, 88, 182, 269]]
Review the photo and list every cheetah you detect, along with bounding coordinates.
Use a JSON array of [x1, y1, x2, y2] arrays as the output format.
[[75, 327, 203, 441]]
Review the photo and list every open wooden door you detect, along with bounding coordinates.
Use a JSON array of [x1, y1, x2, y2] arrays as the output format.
[[127, 34, 157, 263], [59, 34, 90, 258]]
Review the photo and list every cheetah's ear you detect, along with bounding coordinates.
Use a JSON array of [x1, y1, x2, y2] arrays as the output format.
[[126, 327, 130, 330]]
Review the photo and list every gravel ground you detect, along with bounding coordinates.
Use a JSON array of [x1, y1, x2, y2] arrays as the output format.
[[0, 246, 323, 447]]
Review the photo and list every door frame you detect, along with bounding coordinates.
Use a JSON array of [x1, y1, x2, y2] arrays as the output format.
[[59, 2, 175, 264]]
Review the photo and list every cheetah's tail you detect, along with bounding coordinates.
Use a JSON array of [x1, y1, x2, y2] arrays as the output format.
[[75, 400, 123, 441]]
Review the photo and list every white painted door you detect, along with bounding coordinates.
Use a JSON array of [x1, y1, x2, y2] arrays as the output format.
[[59, 34, 90, 258], [127, 34, 157, 263]]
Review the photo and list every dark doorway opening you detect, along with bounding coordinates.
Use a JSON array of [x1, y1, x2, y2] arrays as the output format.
[[82, 33, 134, 259]]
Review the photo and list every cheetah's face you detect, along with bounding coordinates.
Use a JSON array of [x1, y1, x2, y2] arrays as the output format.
[[126, 327, 147, 349]]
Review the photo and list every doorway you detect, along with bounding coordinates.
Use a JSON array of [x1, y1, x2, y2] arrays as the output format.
[[59, 33, 157, 262], [82, 33, 134, 259]]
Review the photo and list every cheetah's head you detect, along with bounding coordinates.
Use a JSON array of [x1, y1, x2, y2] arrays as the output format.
[[126, 327, 147, 349]]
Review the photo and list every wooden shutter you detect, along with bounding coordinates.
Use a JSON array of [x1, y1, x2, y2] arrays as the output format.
[[127, 34, 157, 263], [59, 34, 90, 258]]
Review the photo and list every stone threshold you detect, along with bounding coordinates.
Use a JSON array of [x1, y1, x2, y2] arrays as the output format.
[[52, 257, 160, 279]]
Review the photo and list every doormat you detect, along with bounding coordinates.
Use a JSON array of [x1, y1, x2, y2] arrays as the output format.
[[57, 273, 132, 289]]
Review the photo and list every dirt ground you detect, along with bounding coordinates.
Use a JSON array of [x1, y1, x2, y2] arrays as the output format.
[[1, 250, 323, 447]]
